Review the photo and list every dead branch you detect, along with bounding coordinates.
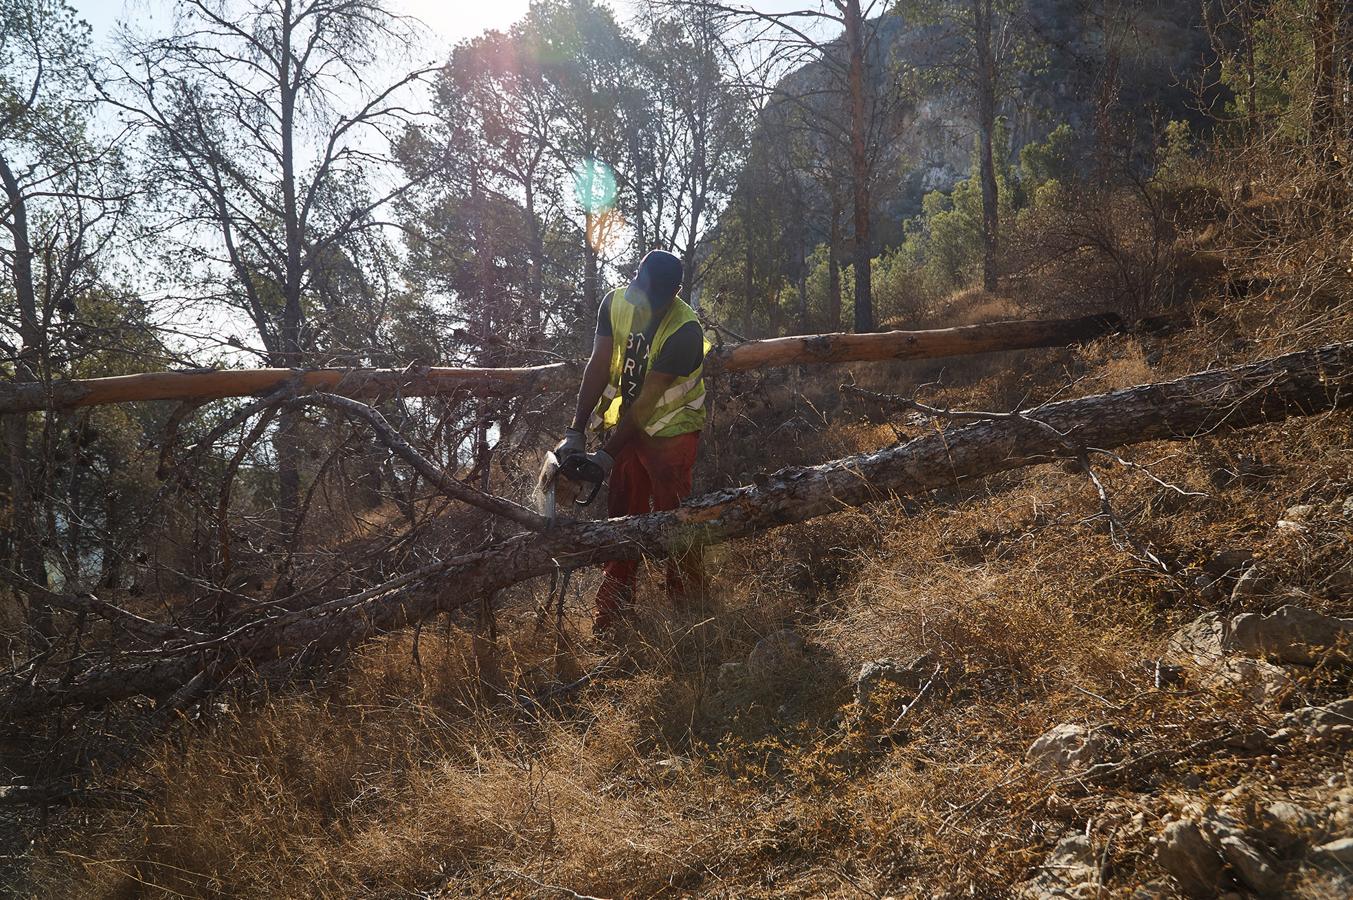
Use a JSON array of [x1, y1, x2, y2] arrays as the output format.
[[290, 392, 547, 531], [5, 340, 1350, 716], [0, 314, 1133, 414], [843, 380, 1182, 572]]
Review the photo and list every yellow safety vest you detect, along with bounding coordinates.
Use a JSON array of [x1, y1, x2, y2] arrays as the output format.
[[590, 287, 710, 438]]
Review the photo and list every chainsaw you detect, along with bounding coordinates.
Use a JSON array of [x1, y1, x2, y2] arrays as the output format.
[[537, 449, 606, 527]]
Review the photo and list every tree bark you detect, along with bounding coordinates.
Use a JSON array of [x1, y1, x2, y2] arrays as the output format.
[[8, 340, 1353, 715], [0, 314, 1137, 414], [1311, 0, 1338, 154], [844, 0, 874, 333], [277, 0, 304, 523], [584, 212, 600, 312], [974, 0, 1000, 293], [829, 198, 843, 332], [0, 151, 52, 645]]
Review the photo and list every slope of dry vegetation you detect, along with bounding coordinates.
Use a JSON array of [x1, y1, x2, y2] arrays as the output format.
[[17, 161, 1353, 897]]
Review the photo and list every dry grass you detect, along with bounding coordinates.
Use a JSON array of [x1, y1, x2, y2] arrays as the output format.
[[20, 152, 1353, 898], [34, 376, 1353, 896]]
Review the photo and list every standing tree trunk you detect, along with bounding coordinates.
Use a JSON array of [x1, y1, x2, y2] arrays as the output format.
[[829, 196, 843, 332], [797, 263, 810, 334], [741, 191, 755, 332], [683, 94, 708, 297], [276, 6, 304, 524], [684, 189, 705, 304], [524, 177, 545, 346], [1311, 0, 1338, 169], [974, 0, 1000, 293], [0, 153, 52, 645], [583, 210, 600, 312], [844, 0, 874, 333], [1242, 3, 1259, 138], [1341, 5, 1352, 144]]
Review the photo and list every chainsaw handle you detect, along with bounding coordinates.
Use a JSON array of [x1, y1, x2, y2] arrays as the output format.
[[575, 479, 602, 507], [557, 454, 606, 508]]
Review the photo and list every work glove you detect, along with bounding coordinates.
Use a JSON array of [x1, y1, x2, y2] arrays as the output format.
[[553, 427, 585, 460], [586, 449, 615, 481]]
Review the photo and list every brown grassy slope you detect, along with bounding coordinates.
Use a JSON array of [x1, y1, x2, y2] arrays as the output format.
[[27, 188, 1353, 897]]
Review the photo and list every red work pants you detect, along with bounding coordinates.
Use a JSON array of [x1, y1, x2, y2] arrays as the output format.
[[594, 430, 703, 632]]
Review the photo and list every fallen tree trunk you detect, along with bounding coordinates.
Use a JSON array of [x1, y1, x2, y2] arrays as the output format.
[[0, 314, 1129, 414], [7, 340, 1349, 716]]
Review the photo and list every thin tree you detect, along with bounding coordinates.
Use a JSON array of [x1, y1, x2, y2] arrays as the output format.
[[521, 0, 635, 311], [1, 0, 137, 644], [99, 0, 435, 522], [630, 4, 748, 300], [670, 0, 892, 332], [897, 0, 1040, 293], [1310, 0, 1341, 167]]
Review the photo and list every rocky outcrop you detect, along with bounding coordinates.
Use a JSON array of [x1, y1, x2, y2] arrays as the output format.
[[1156, 818, 1225, 896], [1146, 784, 1353, 896], [1224, 605, 1353, 665], [1166, 612, 1226, 666], [854, 653, 950, 708], [746, 628, 807, 679], [1284, 698, 1353, 740], [1165, 603, 1353, 709], [1026, 724, 1113, 776], [1200, 657, 1294, 708], [1017, 833, 1100, 899], [755, 2, 1209, 240], [1155, 805, 1282, 897]]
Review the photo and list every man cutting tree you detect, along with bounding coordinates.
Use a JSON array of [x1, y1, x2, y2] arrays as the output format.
[[555, 250, 710, 634]]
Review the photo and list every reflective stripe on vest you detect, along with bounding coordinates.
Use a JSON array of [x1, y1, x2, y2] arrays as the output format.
[[591, 287, 710, 438], [587, 384, 620, 432]]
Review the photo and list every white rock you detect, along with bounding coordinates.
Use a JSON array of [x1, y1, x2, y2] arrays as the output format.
[[1231, 567, 1279, 601], [1027, 724, 1109, 775], [1156, 819, 1224, 896], [1016, 833, 1100, 899], [1217, 834, 1283, 895], [1202, 657, 1296, 708], [1325, 788, 1353, 835], [1167, 612, 1226, 666], [1276, 504, 1316, 532], [1285, 699, 1353, 740], [1225, 604, 1353, 664], [1309, 836, 1353, 868], [716, 660, 747, 690], [855, 655, 930, 707], [746, 628, 805, 678], [1259, 801, 1323, 853]]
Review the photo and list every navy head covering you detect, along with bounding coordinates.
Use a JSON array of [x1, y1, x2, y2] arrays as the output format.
[[631, 250, 683, 310]]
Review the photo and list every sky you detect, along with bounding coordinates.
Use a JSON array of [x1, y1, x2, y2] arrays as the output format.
[[68, 1, 826, 55], [58, 0, 828, 357], [71, 1, 538, 53]]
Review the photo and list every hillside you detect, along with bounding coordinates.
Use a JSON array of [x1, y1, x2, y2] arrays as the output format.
[[758, 0, 1210, 243], [3, 1, 1352, 897], [14, 164, 1353, 898]]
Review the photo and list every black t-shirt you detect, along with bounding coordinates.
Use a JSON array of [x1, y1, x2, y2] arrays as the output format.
[[596, 289, 704, 404]]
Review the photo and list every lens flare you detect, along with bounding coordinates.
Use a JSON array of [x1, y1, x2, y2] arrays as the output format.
[[572, 158, 617, 214]]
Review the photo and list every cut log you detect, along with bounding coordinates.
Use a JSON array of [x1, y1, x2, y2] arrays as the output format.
[[0, 314, 1128, 414], [7, 340, 1349, 715], [0, 362, 580, 415], [713, 313, 1126, 370]]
